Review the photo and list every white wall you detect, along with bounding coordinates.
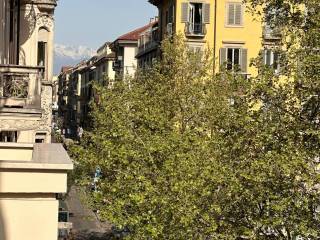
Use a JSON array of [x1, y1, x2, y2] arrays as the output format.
[[123, 46, 137, 77], [0, 196, 59, 240]]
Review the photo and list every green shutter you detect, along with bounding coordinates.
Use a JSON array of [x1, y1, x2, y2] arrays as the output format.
[[181, 3, 189, 23], [241, 48, 248, 73], [235, 4, 242, 25], [228, 3, 235, 25], [220, 48, 227, 69], [203, 4, 210, 24], [261, 50, 266, 65]]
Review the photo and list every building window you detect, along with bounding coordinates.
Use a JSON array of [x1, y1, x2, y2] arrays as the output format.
[[189, 3, 202, 34], [35, 133, 46, 143], [226, 3, 243, 26], [220, 47, 248, 72], [264, 49, 280, 73], [38, 28, 49, 79], [0, 131, 17, 142], [37, 42, 46, 66], [181, 2, 210, 35], [227, 48, 241, 70]]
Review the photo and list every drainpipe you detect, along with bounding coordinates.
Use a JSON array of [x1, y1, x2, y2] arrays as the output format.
[[213, 0, 217, 73]]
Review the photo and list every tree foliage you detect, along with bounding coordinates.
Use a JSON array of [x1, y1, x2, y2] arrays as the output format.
[[71, 1, 320, 238]]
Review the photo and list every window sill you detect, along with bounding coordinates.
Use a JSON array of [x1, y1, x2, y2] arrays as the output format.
[[224, 25, 244, 28]]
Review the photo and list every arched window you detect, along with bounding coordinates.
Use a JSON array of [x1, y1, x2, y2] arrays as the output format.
[[37, 27, 49, 78]]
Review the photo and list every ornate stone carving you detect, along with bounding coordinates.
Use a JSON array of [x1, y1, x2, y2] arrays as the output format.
[[2, 74, 29, 98], [36, 12, 54, 29], [39, 84, 52, 133], [0, 119, 41, 131], [0, 84, 52, 134], [23, 4, 37, 38]]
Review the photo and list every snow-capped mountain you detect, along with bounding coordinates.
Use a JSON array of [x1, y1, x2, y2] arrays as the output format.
[[54, 44, 95, 75]]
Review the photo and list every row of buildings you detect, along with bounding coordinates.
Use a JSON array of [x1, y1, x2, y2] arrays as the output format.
[[58, 0, 280, 139], [0, 0, 72, 240], [56, 18, 160, 138]]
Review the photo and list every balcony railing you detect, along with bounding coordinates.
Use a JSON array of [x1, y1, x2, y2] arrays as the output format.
[[0, 65, 44, 109], [185, 23, 206, 37], [263, 25, 281, 40], [138, 39, 159, 54]]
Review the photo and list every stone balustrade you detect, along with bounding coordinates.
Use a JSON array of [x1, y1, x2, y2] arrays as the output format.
[[0, 65, 44, 108]]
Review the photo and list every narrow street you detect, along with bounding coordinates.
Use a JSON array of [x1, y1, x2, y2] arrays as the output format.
[[65, 186, 113, 240]]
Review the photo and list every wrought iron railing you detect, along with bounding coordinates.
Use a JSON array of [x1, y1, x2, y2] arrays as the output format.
[[263, 25, 281, 39], [138, 30, 160, 54], [185, 22, 206, 36]]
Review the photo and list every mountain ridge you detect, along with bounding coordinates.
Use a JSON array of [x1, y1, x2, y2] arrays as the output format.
[[54, 44, 95, 75]]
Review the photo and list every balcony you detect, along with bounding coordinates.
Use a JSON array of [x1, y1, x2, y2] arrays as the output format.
[[185, 23, 206, 37], [137, 30, 160, 57], [263, 25, 281, 40], [0, 65, 44, 109]]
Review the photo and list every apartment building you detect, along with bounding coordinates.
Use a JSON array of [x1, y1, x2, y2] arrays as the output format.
[[110, 22, 155, 79], [58, 43, 116, 138], [136, 19, 160, 68], [148, 0, 280, 76], [0, 0, 73, 240], [95, 42, 116, 83]]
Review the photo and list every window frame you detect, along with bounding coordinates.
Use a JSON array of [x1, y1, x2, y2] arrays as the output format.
[[225, 2, 244, 28], [226, 47, 242, 71], [263, 49, 280, 74]]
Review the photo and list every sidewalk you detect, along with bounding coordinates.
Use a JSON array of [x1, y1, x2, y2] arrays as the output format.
[[65, 186, 112, 239]]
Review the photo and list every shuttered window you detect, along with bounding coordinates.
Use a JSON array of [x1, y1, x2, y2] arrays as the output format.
[[181, 2, 210, 24], [203, 4, 210, 24], [220, 47, 248, 73], [241, 48, 247, 73], [227, 3, 243, 26], [181, 2, 189, 23], [263, 49, 280, 73]]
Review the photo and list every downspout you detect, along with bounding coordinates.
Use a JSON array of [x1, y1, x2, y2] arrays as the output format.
[[16, 0, 20, 65], [213, 0, 217, 73]]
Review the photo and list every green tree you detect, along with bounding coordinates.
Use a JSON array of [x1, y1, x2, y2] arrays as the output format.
[[71, 1, 320, 237]]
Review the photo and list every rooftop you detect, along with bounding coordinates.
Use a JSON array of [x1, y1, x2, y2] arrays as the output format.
[[116, 22, 157, 42]]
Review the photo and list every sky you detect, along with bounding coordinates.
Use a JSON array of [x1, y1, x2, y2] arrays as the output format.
[[54, 0, 157, 49]]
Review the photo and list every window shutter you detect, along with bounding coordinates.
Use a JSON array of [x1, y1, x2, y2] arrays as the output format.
[[203, 4, 210, 24], [169, 4, 174, 23], [241, 48, 248, 73], [262, 50, 266, 65], [228, 4, 235, 25], [220, 48, 227, 68], [235, 4, 242, 25], [181, 3, 189, 23]]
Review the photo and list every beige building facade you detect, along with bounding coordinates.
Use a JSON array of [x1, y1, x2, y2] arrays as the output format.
[[58, 42, 116, 138], [110, 23, 154, 79], [0, 0, 57, 143], [0, 1, 73, 240]]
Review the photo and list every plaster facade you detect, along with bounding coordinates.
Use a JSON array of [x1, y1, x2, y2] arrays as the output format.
[[0, 0, 56, 144], [148, 0, 272, 76]]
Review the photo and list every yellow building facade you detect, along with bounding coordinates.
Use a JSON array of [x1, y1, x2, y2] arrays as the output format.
[[149, 0, 265, 76]]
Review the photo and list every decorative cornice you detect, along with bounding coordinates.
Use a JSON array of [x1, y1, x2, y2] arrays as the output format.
[[21, 0, 57, 12]]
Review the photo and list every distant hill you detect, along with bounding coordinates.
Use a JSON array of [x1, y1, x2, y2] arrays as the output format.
[[54, 44, 95, 75]]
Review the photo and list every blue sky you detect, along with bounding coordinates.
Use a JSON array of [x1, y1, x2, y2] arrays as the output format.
[[54, 0, 157, 49]]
